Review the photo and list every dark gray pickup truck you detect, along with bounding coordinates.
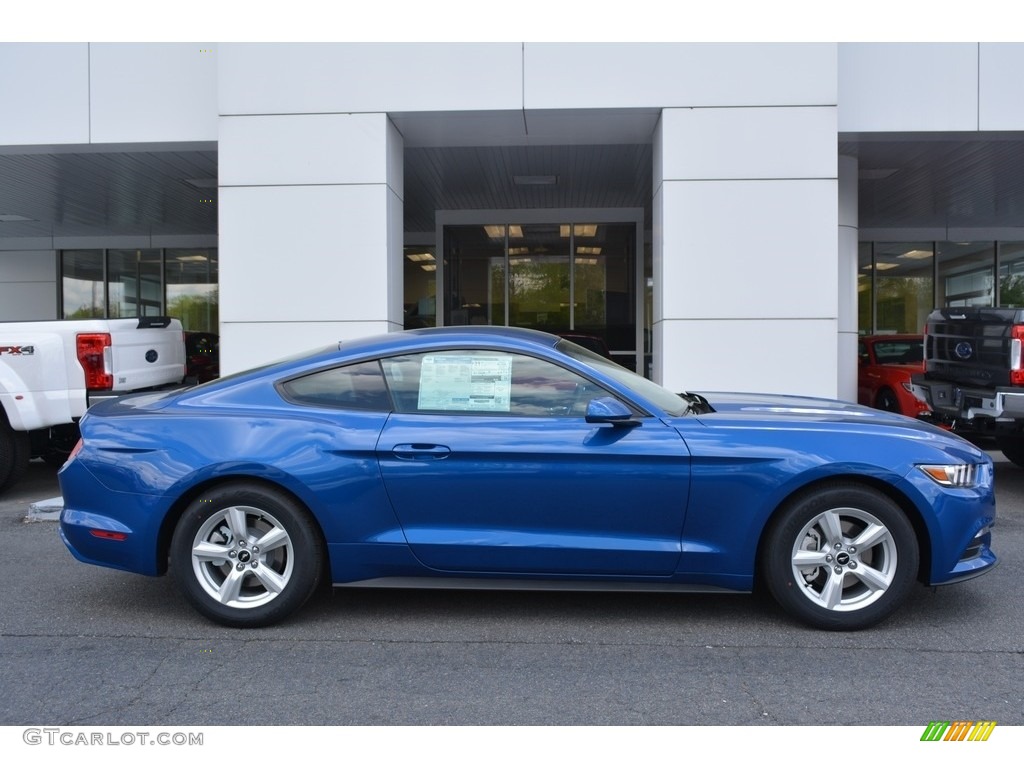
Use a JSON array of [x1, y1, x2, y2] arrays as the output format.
[[911, 307, 1024, 467]]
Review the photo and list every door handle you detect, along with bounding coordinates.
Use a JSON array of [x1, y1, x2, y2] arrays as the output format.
[[391, 443, 451, 460]]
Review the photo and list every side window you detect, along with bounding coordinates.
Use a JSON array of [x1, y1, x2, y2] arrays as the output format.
[[381, 349, 615, 417], [278, 360, 391, 411]]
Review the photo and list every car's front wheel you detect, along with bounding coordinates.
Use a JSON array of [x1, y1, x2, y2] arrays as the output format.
[[761, 483, 918, 630], [170, 483, 324, 627], [874, 387, 901, 414]]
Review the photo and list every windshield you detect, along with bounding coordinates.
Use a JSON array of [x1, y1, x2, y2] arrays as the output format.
[[555, 339, 691, 416]]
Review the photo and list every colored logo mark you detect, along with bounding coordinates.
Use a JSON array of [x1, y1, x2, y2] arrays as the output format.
[[920, 721, 996, 742]]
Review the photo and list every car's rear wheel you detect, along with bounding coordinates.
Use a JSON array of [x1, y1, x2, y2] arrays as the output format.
[[874, 387, 901, 413], [170, 483, 324, 627], [0, 418, 31, 494], [761, 483, 918, 630]]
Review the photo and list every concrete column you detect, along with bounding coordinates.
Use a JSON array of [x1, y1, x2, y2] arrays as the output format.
[[653, 106, 839, 397], [837, 155, 860, 402], [218, 113, 404, 374]]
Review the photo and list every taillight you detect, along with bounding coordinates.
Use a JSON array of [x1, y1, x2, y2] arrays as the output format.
[[1011, 325, 1024, 386], [67, 438, 84, 464], [76, 333, 113, 390]]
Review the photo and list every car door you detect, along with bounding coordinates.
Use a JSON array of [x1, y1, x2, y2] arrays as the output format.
[[375, 348, 691, 576]]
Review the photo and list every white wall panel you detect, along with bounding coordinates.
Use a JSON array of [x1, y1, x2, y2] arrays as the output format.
[[659, 107, 836, 180], [0, 43, 89, 145], [219, 43, 523, 115], [89, 43, 218, 143], [979, 44, 1024, 130], [0, 251, 56, 282], [838, 43, 978, 132], [658, 318, 838, 397], [659, 179, 837, 319], [220, 113, 393, 187], [219, 185, 391, 324], [525, 43, 836, 110], [220, 321, 393, 376], [0, 252, 57, 321], [0, 283, 57, 321]]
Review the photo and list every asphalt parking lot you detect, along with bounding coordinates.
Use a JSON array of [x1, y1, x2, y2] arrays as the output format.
[[0, 455, 1021, 727]]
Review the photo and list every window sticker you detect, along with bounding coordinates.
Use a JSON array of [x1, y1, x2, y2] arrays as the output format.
[[418, 354, 512, 412]]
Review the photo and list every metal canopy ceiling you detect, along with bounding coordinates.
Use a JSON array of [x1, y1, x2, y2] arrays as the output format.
[[3, 116, 1024, 244]]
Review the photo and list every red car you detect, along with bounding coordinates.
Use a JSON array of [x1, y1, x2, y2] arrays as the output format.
[[857, 334, 931, 417]]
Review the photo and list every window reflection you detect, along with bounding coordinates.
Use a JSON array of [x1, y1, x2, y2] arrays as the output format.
[[871, 242, 934, 334], [61, 250, 105, 318], [998, 243, 1024, 306], [442, 222, 638, 371], [166, 249, 218, 332], [937, 242, 994, 307], [60, 248, 218, 332]]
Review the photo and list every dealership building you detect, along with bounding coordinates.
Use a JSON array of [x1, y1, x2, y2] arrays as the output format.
[[3, 42, 1024, 400]]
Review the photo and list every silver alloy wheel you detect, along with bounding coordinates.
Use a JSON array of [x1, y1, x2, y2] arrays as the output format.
[[789, 506, 897, 612], [190, 505, 295, 609]]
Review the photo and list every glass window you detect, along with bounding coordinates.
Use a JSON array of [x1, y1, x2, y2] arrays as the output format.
[[166, 249, 219, 332], [937, 241, 994, 307], [403, 246, 436, 329], [442, 222, 639, 373], [278, 360, 391, 411], [870, 338, 923, 364], [381, 349, 611, 417], [872, 242, 934, 334], [857, 242, 873, 334], [107, 249, 162, 318], [444, 226, 507, 326], [573, 223, 636, 370], [998, 242, 1024, 306], [61, 250, 104, 318]]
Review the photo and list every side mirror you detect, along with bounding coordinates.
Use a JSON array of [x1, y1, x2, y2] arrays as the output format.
[[585, 397, 639, 427]]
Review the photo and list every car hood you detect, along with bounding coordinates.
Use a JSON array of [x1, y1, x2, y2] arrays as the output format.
[[691, 390, 946, 432]]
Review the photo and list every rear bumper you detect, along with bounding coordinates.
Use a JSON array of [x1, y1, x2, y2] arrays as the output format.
[[910, 375, 1024, 422]]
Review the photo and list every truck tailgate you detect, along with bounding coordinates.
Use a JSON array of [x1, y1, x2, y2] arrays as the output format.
[[107, 318, 185, 391]]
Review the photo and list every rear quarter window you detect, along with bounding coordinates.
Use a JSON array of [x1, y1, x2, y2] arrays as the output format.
[[278, 360, 392, 411]]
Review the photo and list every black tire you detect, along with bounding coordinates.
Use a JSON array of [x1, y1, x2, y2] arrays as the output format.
[[874, 388, 901, 414], [996, 437, 1024, 469], [170, 482, 325, 628], [761, 483, 918, 631], [0, 418, 31, 494]]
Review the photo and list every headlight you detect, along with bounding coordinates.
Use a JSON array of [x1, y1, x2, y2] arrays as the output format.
[[918, 464, 980, 488]]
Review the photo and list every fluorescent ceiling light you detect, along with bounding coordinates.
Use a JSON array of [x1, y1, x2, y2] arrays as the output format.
[[575, 258, 598, 265], [421, 264, 436, 272], [900, 249, 932, 259], [560, 224, 598, 238], [508, 247, 530, 256], [576, 246, 602, 256], [174, 254, 209, 262], [484, 225, 523, 239], [513, 175, 557, 186], [406, 252, 435, 262], [873, 262, 899, 271]]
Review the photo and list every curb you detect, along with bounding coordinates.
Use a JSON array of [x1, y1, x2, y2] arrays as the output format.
[[25, 496, 63, 522]]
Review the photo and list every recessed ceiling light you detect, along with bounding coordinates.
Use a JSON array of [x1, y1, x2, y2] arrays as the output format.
[[513, 175, 558, 186], [182, 178, 218, 189], [859, 168, 898, 180]]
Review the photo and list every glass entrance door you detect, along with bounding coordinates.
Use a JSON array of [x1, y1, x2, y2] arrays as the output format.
[[441, 221, 639, 372]]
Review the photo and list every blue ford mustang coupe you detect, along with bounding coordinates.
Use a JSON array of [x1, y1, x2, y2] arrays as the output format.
[[59, 327, 997, 630]]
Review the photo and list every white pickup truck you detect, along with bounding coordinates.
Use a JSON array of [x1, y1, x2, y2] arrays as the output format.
[[0, 317, 186, 493]]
